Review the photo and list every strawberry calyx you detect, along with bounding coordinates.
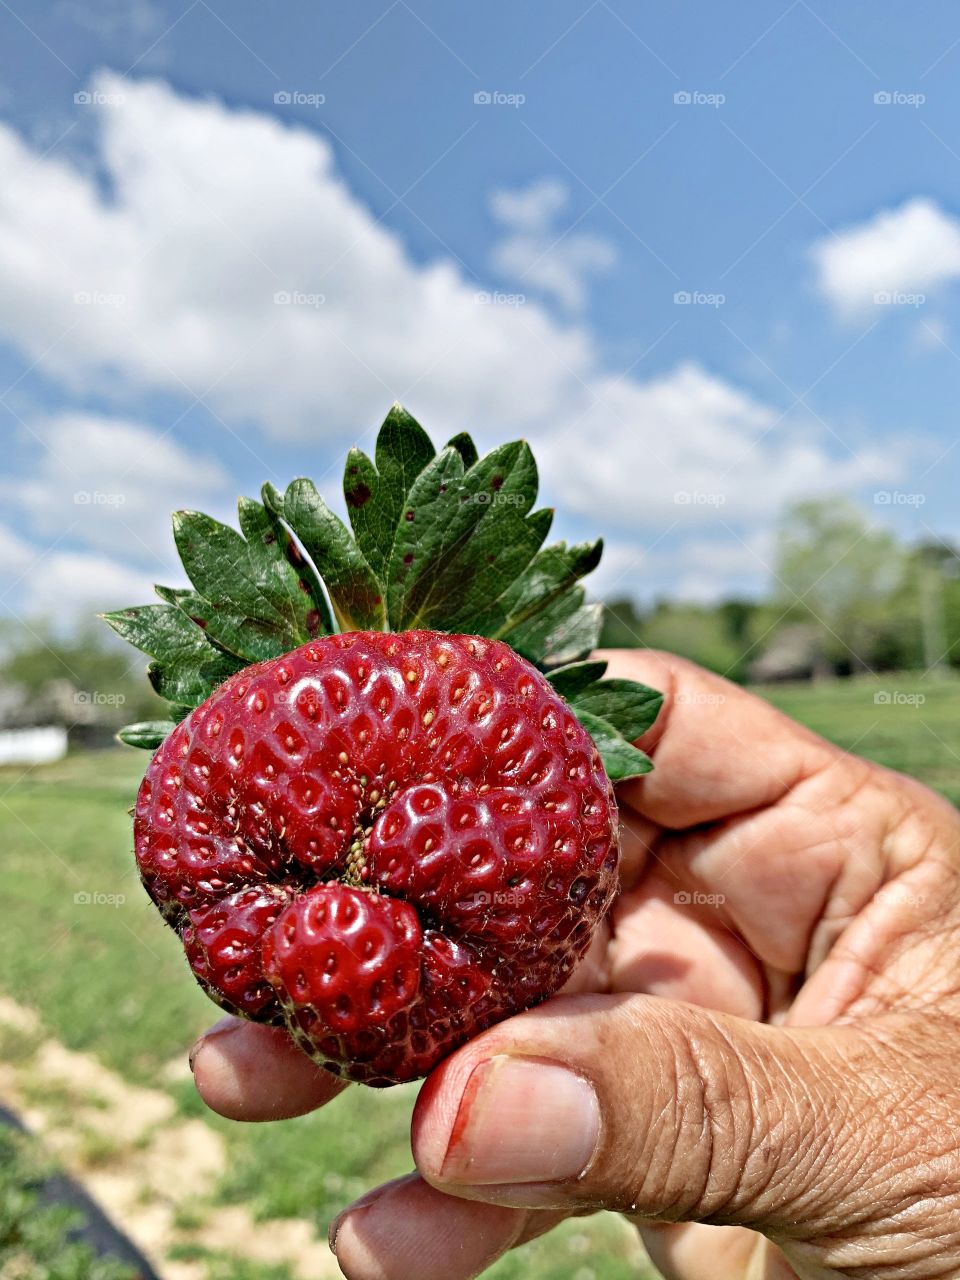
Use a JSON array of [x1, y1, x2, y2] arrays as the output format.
[[104, 404, 661, 782]]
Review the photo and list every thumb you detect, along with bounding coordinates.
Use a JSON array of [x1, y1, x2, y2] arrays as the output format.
[[411, 994, 947, 1244]]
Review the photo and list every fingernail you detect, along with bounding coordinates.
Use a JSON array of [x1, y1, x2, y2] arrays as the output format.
[[440, 1055, 600, 1186], [189, 1016, 240, 1073]]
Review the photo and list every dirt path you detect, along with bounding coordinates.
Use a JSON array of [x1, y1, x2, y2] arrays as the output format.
[[0, 996, 341, 1280]]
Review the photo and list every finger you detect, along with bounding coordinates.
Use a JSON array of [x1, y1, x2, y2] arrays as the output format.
[[617, 806, 660, 890], [191, 1017, 346, 1120], [596, 650, 836, 829], [639, 1222, 800, 1280], [610, 876, 764, 1018], [330, 1172, 565, 1280], [411, 993, 951, 1272]]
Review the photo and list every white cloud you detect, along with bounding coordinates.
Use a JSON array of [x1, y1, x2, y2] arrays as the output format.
[[654, 531, 775, 604], [0, 524, 34, 576], [533, 362, 897, 528], [0, 520, 155, 623], [489, 177, 617, 311], [489, 178, 569, 233], [9, 414, 229, 568], [812, 197, 960, 314], [0, 75, 909, 610], [54, 0, 166, 52], [0, 75, 590, 439], [22, 550, 158, 618], [590, 529, 776, 605]]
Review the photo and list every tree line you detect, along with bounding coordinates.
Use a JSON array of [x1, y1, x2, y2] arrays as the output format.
[[600, 497, 960, 682]]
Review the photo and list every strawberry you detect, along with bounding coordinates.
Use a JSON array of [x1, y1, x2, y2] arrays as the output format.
[[107, 406, 662, 1085]]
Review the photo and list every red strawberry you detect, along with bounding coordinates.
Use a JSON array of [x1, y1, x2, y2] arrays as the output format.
[[110, 406, 660, 1086], [134, 632, 619, 1084]]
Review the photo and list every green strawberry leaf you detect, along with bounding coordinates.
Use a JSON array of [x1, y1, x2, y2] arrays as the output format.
[[238, 496, 333, 638], [547, 660, 609, 697], [504, 582, 602, 668], [344, 404, 436, 569], [107, 404, 661, 785], [156, 580, 290, 665], [103, 603, 241, 715], [573, 709, 654, 781], [445, 431, 479, 469], [117, 720, 178, 750], [267, 479, 386, 632], [387, 440, 547, 631], [540, 601, 604, 667], [567, 678, 663, 743], [172, 509, 317, 662], [490, 540, 602, 641], [102, 603, 241, 680]]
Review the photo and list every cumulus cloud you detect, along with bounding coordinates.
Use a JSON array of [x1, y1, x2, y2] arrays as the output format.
[[588, 529, 776, 605], [0, 75, 909, 609], [532, 363, 897, 529], [23, 550, 159, 618], [0, 519, 157, 623], [8, 413, 230, 568], [489, 177, 617, 311], [0, 74, 589, 439], [812, 197, 960, 314]]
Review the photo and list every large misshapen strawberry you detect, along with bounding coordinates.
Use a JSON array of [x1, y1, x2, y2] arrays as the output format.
[[106, 406, 662, 1085]]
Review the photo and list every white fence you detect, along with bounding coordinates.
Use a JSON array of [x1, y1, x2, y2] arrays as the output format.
[[0, 726, 68, 765]]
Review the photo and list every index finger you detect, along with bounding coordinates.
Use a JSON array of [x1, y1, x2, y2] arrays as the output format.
[[191, 1017, 347, 1120], [596, 649, 837, 829]]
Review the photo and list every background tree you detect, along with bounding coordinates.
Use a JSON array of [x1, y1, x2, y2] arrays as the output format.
[[773, 498, 910, 672], [0, 620, 165, 724]]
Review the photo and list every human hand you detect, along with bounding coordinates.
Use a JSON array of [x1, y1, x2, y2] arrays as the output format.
[[191, 651, 960, 1279]]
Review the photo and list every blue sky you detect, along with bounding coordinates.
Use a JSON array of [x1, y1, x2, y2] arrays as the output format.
[[1, 0, 959, 626]]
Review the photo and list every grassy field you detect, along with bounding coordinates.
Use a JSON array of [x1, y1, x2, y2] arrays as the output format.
[[1, 671, 958, 1280], [760, 671, 960, 805], [0, 750, 648, 1279], [0, 1122, 138, 1280]]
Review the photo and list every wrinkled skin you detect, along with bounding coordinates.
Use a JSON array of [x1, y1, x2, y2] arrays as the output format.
[[191, 651, 960, 1280]]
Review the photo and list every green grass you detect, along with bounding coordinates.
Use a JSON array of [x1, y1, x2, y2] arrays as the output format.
[[0, 749, 654, 1278], [166, 1244, 297, 1280], [759, 671, 960, 805], [0, 750, 213, 1082], [3, 677, 956, 1280], [0, 1124, 137, 1280]]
